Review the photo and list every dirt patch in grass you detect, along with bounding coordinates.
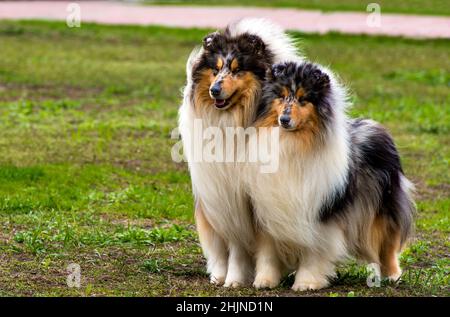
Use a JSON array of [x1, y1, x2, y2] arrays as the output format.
[[2, 236, 446, 297], [412, 177, 449, 201], [0, 83, 104, 102]]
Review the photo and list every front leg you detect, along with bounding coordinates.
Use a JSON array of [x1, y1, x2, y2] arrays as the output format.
[[224, 242, 253, 288], [253, 231, 282, 289], [292, 224, 346, 291], [195, 201, 228, 285], [292, 250, 337, 291]]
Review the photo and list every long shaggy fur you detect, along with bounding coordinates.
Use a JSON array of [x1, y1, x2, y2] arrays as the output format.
[[247, 61, 415, 290], [178, 18, 302, 287]]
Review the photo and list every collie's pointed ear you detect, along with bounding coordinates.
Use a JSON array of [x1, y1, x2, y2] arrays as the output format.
[[238, 33, 266, 55], [268, 63, 286, 80], [203, 32, 224, 51], [310, 67, 330, 92], [299, 63, 331, 103]]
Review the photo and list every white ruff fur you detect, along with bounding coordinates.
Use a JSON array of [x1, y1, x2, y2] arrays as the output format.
[[248, 128, 350, 255], [178, 18, 302, 286], [246, 65, 352, 289]]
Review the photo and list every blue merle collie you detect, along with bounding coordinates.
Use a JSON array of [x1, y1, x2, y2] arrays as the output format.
[[245, 61, 415, 291]]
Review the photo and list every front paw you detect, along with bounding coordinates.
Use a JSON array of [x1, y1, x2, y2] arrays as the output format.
[[210, 274, 226, 286], [223, 272, 250, 288], [223, 280, 244, 288], [292, 269, 329, 291], [253, 272, 281, 289], [208, 261, 227, 286], [292, 280, 329, 291], [387, 269, 402, 282]]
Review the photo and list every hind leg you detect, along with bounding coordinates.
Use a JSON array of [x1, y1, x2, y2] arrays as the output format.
[[371, 216, 403, 281], [379, 231, 402, 281], [195, 200, 228, 285]]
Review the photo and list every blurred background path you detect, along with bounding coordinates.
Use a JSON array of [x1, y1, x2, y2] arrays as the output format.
[[0, 1, 449, 39]]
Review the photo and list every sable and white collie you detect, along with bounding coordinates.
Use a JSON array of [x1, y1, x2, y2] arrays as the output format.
[[246, 61, 415, 291], [178, 19, 301, 287]]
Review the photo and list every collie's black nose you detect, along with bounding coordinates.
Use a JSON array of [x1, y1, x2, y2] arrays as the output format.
[[210, 84, 221, 97], [279, 115, 291, 127]]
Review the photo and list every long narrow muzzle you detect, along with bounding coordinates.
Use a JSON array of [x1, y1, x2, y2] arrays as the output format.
[[209, 81, 222, 98]]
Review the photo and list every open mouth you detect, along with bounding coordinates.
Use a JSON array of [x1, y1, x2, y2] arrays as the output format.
[[213, 92, 236, 109], [213, 98, 229, 109]]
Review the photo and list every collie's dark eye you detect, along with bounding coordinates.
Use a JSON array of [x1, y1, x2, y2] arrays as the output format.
[[232, 68, 240, 74], [212, 68, 219, 76]]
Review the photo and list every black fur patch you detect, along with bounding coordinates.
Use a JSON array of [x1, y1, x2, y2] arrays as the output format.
[[319, 119, 407, 227]]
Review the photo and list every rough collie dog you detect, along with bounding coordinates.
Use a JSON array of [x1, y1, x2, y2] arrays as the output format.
[[246, 61, 415, 291], [178, 19, 300, 287]]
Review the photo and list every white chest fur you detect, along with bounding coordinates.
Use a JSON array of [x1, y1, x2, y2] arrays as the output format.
[[245, 130, 350, 249], [178, 101, 256, 250]]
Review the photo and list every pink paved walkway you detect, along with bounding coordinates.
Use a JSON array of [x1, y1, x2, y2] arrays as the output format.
[[0, 1, 449, 39]]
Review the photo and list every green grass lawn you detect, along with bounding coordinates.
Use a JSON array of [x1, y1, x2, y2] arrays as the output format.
[[147, 0, 450, 16], [0, 20, 448, 297]]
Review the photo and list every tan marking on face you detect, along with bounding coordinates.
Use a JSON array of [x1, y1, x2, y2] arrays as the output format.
[[238, 72, 259, 90], [231, 72, 261, 126], [255, 99, 282, 128], [193, 69, 215, 111], [295, 87, 305, 99], [219, 73, 236, 99], [277, 100, 321, 151], [281, 87, 289, 99], [291, 102, 319, 132], [194, 69, 261, 119], [216, 58, 224, 70], [230, 58, 239, 72], [292, 103, 320, 151], [219, 71, 258, 103]]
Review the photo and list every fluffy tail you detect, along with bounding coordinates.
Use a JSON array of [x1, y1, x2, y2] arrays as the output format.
[[397, 175, 415, 246]]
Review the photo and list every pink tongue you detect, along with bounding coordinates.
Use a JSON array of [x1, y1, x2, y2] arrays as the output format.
[[215, 99, 225, 106]]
